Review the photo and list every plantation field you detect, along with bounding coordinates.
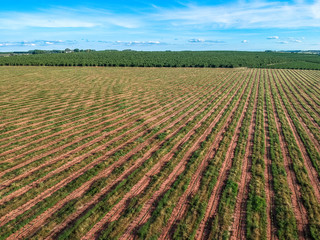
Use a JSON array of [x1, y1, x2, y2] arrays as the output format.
[[0, 66, 320, 240]]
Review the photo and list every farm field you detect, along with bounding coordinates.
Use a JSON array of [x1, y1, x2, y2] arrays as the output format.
[[0, 66, 320, 240]]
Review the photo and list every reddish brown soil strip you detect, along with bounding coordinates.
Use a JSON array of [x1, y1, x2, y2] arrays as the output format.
[[2, 79, 215, 188], [0, 84, 170, 139], [287, 70, 320, 104], [84, 82, 247, 240], [277, 70, 320, 147], [228, 74, 259, 240], [47, 72, 239, 240], [0, 92, 165, 161], [1, 82, 195, 148], [0, 81, 218, 228], [4, 79, 226, 240], [0, 97, 146, 153], [0, 91, 145, 145], [263, 88, 277, 240], [268, 71, 308, 239], [0, 87, 186, 165], [0, 83, 157, 138], [0, 91, 101, 127], [0, 74, 131, 123], [119, 71, 249, 240], [159, 70, 254, 240], [1, 73, 227, 191], [271, 71, 320, 201], [0, 90, 170, 164], [0, 90, 199, 204], [283, 71, 320, 117], [282, 81, 320, 137], [279, 70, 320, 130], [0, 101, 157, 177]]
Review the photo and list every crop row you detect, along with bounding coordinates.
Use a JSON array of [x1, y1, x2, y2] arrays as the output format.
[[1, 67, 319, 239]]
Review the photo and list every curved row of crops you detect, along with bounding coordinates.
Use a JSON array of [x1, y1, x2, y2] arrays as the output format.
[[0, 66, 319, 240]]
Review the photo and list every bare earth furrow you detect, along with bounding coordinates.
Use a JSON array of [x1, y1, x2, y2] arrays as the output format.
[[49, 71, 239, 240], [0, 91, 168, 161], [0, 87, 203, 205], [229, 71, 259, 240], [160, 69, 254, 240], [119, 70, 249, 240], [263, 87, 277, 240], [268, 72, 308, 239], [4, 74, 232, 239], [0, 90, 149, 146], [271, 70, 320, 201], [2, 74, 220, 195]]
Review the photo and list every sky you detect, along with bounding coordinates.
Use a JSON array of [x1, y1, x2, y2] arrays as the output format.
[[0, 0, 319, 51]]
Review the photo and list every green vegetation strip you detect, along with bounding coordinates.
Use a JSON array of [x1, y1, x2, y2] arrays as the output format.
[[269, 70, 320, 239], [0, 51, 320, 69]]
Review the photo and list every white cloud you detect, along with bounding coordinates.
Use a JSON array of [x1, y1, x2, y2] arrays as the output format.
[[267, 36, 279, 39], [288, 37, 303, 43], [0, 40, 74, 48], [188, 38, 225, 43], [188, 38, 205, 43], [0, 8, 141, 29], [111, 40, 162, 46], [241, 40, 248, 43], [154, 1, 320, 29]]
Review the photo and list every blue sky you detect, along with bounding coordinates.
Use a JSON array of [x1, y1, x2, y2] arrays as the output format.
[[0, 0, 319, 51]]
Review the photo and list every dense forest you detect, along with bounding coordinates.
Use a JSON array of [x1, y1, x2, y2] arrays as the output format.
[[0, 50, 320, 69]]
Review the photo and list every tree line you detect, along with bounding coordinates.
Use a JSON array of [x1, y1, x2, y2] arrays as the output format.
[[0, 50, 319, 69]]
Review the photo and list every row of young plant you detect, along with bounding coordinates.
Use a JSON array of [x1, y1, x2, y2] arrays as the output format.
[[25, 86, 223, 239], [0, 70, 222, 201], [272, 70, 320, 178], [0, 69, 230, 197], [263, 69, 299, 239], [288, 69, 320, 103], [0, 72, 98, 122], [296, 70, 320, 97], [0, 66, 178, 134], [0, 81, 154, 141], [278, 69, 320, 154], [0, 68, 216, 142], [87, 71, 249, 240], [0, 93, 165, 161], [283, 70, 320, 116], [172, 69, 257, 240], [245, 70, 268, 240], [129, 70, 251, 239], [194, 68, 258, 240], [0, 69, 239, 239], [279, 70, 320, 140], [0, 70, 205, 169], [41, 69, 245, 239], [0, 80, 208, 215], [0, 92, 200, 239], [290, 70, 320, 100], [268, 70, 320, 239], [282, 70, 320, 122], [0, 95, 168, 184]]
